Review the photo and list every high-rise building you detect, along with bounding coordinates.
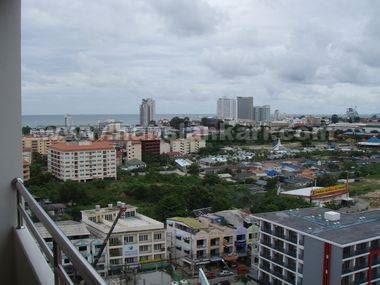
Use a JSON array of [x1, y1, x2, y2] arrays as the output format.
[[253, 105, 271, 122], [64, 114, 73, 128], [273, 109, 280, 121], [217, 97, 237, 120], [237, 97, 254, 120], [252, 208, 380, 285], [140, 98, 155, 126]]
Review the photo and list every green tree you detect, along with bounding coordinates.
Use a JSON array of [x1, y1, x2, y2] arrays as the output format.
[[331, 114, 339, 124], [316, 174, 338, 187], [154, 194, 187, 221], [22, 125, 31, 135], [188, 163, 200, 175]]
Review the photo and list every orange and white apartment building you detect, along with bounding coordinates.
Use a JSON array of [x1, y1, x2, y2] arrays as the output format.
[[48, 141, 117, 182], [22, 135, 60, 155]]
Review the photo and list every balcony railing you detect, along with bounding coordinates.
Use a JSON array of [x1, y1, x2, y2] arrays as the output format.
[[13, 178, 106, 285]]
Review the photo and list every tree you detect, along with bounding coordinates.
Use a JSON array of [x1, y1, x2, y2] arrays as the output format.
[[203, 174, 221, 186], [331, 114, 339, 124], [154, 194, 187, 221], [22, 125, 31, 135], [188, 163, 200, 175], [169, 116, 190, 130], [316, 174, 338, 187]]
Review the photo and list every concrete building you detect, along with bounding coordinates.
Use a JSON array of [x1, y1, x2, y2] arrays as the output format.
[[237, 97, 254, 121], [273, 109, 280, 121], [217, 97, 237, 120], [252, 208, 380, 285], [81, 204, 166, 274], [48, 141, 117, 181], [166, 217, 236, 275], [64, 114, 73, 128], [23, 135, 58, 155], [280, 184, 350, 206], [140, 98, 155, 127], [35, 221, 107, 277], [160, 141, 171, 154], [22, 147, 32, 182], [170, 137, 206, 155], [141, 139, 160, 161], [125, 140, 142, 161], [254, 105, 271, 122]]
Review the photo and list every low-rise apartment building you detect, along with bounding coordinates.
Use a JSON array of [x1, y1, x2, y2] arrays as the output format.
[[166, 217, 237, 275], [35, 221, 107, 277], [252, 208, 380, 285], [48, 141, 117, 182], [170, 137, 206, 155], [81, 204, 166, 275]]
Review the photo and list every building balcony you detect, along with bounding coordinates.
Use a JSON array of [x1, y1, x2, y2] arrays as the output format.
[[12, 178, 106, 285]]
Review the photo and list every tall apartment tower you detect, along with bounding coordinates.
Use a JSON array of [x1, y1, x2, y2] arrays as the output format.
[[237, 96, 254, 121], [253, 105, 271, 122], [140, 98, 155, 126], [217, 97, 237, 120], [252, 208, 380, 285], [273, 109, 280, 121], [64, 114, 73, 128]]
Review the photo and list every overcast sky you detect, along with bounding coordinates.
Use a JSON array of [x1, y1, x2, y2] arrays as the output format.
[[22, 0, 380, 115]]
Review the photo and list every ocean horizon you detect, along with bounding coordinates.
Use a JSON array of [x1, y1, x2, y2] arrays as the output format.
[[22, 114, 214, 127]]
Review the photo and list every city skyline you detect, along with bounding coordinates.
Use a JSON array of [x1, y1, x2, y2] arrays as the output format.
[[22, 1, 380, 115]]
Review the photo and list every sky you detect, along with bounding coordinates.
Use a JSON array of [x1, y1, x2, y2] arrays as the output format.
[[22, 0, 380, 115]]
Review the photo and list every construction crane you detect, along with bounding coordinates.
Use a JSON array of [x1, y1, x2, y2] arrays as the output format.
[[92, 204, 127, 267]]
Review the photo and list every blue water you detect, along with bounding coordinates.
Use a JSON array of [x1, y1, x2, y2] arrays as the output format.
[[22, 114, 214, 127]]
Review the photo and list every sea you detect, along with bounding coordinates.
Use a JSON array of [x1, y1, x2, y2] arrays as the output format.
[[22, 114, 214, 127]]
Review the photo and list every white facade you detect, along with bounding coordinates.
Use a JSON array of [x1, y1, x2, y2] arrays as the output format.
[[217, 97, 237, 120], [82, 205, 166, 272], [170, 137, 206, 155], [125, 141, 142, 161], [160, 141, 171, 154], [140, 98, 155, 126], [48, 141, 117, 181]]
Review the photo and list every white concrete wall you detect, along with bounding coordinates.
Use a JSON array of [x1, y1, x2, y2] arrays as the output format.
[[0, 0, 21, 282]]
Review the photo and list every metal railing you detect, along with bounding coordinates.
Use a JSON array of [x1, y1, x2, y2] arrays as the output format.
[[13, 178, 106, 285]]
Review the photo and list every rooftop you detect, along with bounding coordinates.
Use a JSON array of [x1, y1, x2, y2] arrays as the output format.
[[35, 220, 90, 239], [253, 208, 380, 246], [82, 206, 164, 234], [168, 217, 208, 230], [50, 141, 115, 152], [280, 186, 323, 197]]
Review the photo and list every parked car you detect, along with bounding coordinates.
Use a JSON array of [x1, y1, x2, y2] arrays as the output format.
[[217, 270, 234, 277]]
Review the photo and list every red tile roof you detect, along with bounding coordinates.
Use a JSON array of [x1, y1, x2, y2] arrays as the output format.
[[50, 141, 115, 152]]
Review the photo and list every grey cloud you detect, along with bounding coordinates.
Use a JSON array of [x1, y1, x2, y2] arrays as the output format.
[[146, 0, 223, 36], [21, 0, 380, 115]]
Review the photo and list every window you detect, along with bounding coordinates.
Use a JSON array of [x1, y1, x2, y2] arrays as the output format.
[[154, 232, 162, 240], [78, 245, 87, 251], [139, 256, 149, 262], [124, 235, 134, 243], [125, 257, 135, 264], [139, 234, 149, 242], [139, 245, 150, 252], [109, 248, 122, 257], [154, 244, 163, 251]]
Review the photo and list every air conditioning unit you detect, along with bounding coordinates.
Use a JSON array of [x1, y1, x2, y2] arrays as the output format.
[[324, 211, 340, 221]]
